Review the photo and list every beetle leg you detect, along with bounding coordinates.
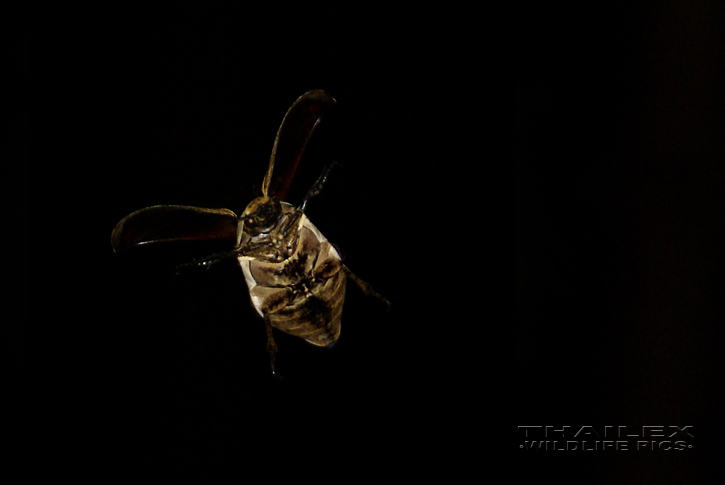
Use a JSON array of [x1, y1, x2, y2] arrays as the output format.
[[175, 248, 241, 275], [299, 161, 340, 212], [264, 316, 283, 379], [343, 265, 391, 311]]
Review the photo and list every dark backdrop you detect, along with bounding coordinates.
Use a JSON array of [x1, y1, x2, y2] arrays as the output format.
[[26, 3, 723, 482], [517, 2, 722, 483], [27, 5, 468, 480]]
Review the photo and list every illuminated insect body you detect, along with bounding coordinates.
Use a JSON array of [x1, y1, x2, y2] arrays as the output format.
[[111, 90, 388, 375], [237, 197, 345, 347]]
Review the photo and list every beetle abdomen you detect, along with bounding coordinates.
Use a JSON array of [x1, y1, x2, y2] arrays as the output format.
[[238, 214, 346, 347], [269, 269, 345, 346]]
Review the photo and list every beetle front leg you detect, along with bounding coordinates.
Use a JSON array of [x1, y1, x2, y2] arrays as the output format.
[[175, 248, 241, 275], [343, 265, 391, 310], [299, 161, 340, 212]]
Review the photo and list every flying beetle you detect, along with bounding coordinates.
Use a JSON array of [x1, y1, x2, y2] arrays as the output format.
[[111, 90, 389, 376]]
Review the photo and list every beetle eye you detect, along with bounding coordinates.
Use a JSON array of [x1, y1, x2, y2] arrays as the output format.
[[243, 197, 281, 234]]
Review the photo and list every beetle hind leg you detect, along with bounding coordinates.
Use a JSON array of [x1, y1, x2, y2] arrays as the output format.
[[264, 316, 283, 379], [343, 265, 391, 311]]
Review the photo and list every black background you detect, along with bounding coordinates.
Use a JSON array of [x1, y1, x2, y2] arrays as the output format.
[[517, 2, 722, 483], [23, 3, 724, 482], [25, 4, 469, 481]]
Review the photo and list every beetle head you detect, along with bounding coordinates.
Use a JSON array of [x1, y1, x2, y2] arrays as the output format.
[[241, 196, 283, 236]]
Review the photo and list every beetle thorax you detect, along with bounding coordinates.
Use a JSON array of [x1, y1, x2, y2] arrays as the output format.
[[237, 197, 301, 262]]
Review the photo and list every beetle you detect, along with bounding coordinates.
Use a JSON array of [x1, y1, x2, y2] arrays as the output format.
[[111, 90, 389, 376]]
